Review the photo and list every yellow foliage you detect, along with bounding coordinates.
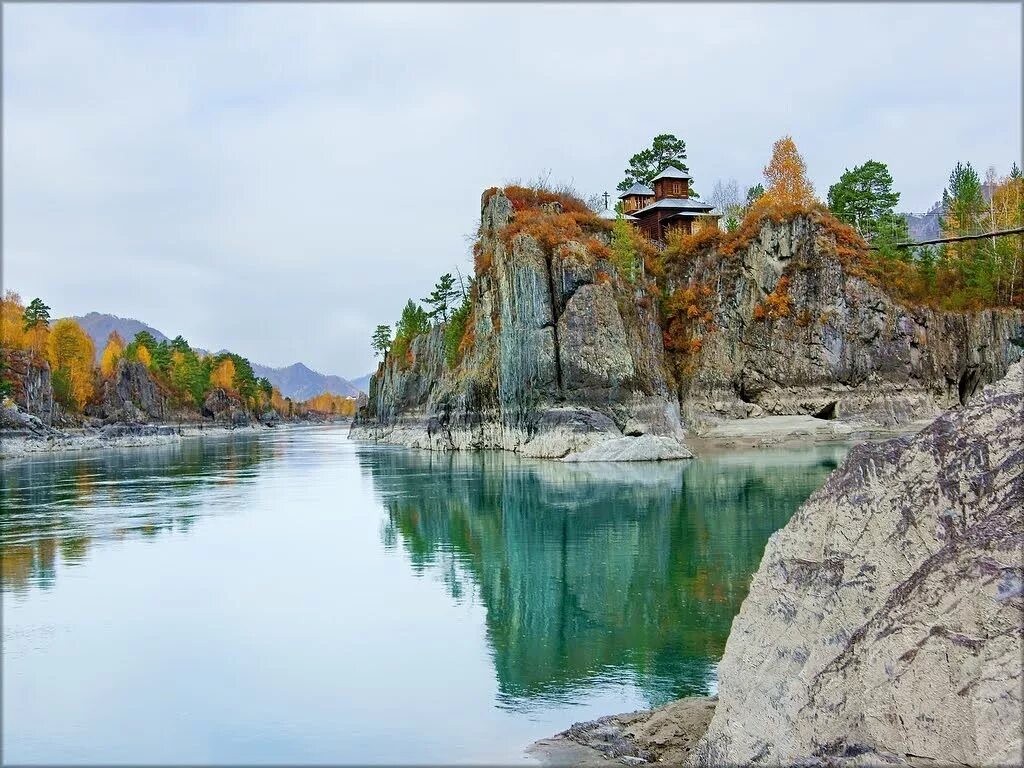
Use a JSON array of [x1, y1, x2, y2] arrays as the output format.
[[100, 332, 125, 378], [270, 387, 291, 415], [136, 344, 153, 369], [210, 358, 235, 391], [301, 392, 357, 416], [761, 136, 816, 208], [0, 291, 28, 351], [47, 318, 95, 410]]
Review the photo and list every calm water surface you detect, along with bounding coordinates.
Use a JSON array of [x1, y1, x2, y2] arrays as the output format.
[[1, 425, 847, 764]]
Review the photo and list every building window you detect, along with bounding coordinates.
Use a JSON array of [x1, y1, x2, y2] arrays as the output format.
[[672, 182, 681, 195]]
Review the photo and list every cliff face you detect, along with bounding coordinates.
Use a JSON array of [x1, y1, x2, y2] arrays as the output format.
[[675, 216, 1023, 427], [92, 359, 170, 423], [1, 350, 57, 426], [690, 362, 1023, 765], [356, 191, 684, 457], [356, 197, 1022, 454]]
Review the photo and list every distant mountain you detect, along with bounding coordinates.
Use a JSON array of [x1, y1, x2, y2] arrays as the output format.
[[71, 312, 169, 360], [251, 362, 360, 400], [66, 312, 359, 399], [902, 200, 942, 244], [349, 373, 373, 394]]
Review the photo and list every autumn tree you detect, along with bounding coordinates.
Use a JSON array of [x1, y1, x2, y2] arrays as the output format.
[[136, 344, 153, 369], [47, 318, 95, 411], [0, 291, 28, 350], [371, 324, 392, 357], [761, 136, 816, 208], [422, 273, 460, 322], [210, 357, 236, 391], [618, 134, 691, 192], [100, 331, 125, 378]]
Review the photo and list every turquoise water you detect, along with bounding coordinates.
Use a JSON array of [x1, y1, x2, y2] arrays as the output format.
[[1, 426, 846, 764]]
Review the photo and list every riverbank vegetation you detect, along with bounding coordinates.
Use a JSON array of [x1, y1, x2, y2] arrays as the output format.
[[1, 292, 355, 420]]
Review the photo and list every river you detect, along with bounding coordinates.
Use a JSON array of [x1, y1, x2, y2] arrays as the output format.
[[1, 425, 846, 764]]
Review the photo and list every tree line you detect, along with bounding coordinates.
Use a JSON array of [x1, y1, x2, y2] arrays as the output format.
[[1, 292, 356, 418]]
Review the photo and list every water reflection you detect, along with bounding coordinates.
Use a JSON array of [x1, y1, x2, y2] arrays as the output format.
[[1, 436, 274, 594], [363, 445, 846, 708]]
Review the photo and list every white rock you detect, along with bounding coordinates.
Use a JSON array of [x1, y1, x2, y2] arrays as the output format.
[[561, 434, 694, 462]]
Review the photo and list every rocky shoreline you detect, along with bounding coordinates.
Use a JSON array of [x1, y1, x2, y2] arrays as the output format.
[[0, 415, 351, 459], [0, 421, 274, 459], [530, 361, 1023, 766]]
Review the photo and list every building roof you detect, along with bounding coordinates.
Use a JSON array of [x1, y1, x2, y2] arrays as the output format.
[[633, 197, 715, 215], [664, 211, 720, 220], [598, 209, 637, 221], [651, 166, 693, 182], [617, 182, 655, 199]]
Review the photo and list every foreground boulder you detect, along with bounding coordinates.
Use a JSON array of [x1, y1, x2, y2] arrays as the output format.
[[691, 360, 1023, 765], [531, 361, 1022, 766]]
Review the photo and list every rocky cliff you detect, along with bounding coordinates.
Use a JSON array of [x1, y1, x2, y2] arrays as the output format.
[[689, 360, 1023, 765], [355, 194, 1022, 455], [1, 350, 58, 426], [532, 362, 1023, 765], [354, 189, 685, 458], [672, 215, 1023, 428]]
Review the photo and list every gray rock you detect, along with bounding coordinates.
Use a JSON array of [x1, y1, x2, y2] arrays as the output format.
[[676, 215, 1022, 428], [352, 189, 686, 457], [562, 434, 693, 462], [96, 358, 167, 423], [1, 349, 56, 426], [689, 361, 1024, 765]]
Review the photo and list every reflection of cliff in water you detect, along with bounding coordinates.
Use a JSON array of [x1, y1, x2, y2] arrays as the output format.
[[363, 445, 846, 708], [1, 436, 274, 593]]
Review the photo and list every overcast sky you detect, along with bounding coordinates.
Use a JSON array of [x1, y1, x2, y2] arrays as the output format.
[[4, 3, 1020, 377]]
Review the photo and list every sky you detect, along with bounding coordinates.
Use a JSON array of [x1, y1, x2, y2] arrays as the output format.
[[3, 3, 1020, 378]]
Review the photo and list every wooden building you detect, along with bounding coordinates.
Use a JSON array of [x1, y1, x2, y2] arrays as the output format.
[[624, 166, 717, 242]]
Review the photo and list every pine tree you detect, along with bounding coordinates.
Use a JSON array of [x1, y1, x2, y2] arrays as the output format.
[[422, 273, 460, 322], [22, 298, 50, 331], [618, 134, 690, 191], [371, 325, 392, 357]]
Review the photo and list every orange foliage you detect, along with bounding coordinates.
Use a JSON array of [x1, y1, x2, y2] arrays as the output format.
[[585, 238, 612, 261], [761, 135, 816, 208], [474, 245, 494, 274], [754, 275, 793, 322]]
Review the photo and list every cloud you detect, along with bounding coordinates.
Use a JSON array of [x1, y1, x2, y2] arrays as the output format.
[[4, 3, 1020, 376]]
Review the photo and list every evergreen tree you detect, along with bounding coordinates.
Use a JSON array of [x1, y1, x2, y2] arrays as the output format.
[[827, 160, 901, 232], [371, 324, 392, 357], [745, 183, 765, 208], [22, 298, 50, 331], [422, 273, 459, 322], [617, 134, 690, 191]]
